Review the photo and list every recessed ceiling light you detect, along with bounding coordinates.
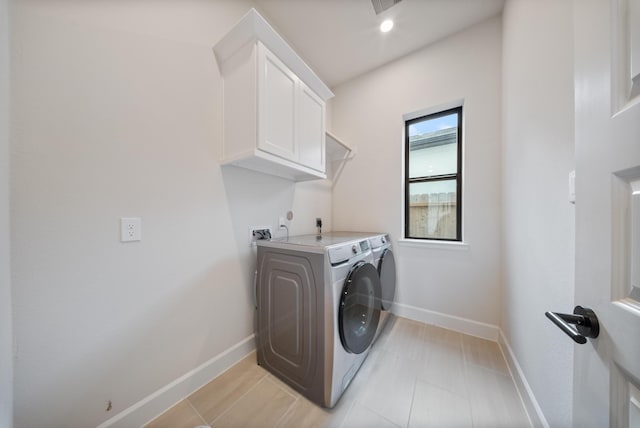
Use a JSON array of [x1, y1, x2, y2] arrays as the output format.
[[380, 19, 394, 33]]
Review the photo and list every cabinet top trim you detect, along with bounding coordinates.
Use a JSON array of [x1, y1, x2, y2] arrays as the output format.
[[213, 8, 334, 101]]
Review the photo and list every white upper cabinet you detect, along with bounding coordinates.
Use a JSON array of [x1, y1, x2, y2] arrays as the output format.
[[258, 45, 297, 162], [297, 81, 326, 172], [213, 9, 333, 181]]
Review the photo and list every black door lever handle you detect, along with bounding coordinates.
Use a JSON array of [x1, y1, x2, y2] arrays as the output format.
[[545, 306, 599, 344]]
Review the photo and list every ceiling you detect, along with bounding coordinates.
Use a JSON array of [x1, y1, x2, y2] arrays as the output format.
[[253, 0, 505, 88]]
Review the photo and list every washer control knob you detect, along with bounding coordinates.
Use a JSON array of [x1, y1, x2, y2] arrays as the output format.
[[352, 245, 358, 254], [381, 236, 386, 244]]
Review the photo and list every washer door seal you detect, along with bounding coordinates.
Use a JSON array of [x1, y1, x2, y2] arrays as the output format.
[[339, 262, 382, 354], [378, 249, 396, 311]]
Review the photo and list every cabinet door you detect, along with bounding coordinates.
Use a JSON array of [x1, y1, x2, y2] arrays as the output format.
[[296, 82, 325, 172], [257, 44, 297, 161]]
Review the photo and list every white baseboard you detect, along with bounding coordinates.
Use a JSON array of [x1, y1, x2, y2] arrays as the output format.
[[497, 331, 549, 428], [95, 313, 548, 428], [392, 302, 500, 341], [97, 334, 256, 428]]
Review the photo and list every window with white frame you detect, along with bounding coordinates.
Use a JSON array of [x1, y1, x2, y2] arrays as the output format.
[[404, 106, 462, 241]]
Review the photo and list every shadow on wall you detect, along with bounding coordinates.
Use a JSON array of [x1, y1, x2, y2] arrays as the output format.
[[220, 164, 296, 299]]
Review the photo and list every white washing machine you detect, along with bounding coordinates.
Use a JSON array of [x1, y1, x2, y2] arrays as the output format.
[[316, 232, 397, 341], [369, 233, 397, 340], [256, 234, 381, 407]]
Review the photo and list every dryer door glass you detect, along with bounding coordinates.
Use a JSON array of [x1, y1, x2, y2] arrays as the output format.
[[339, 262, 382, 354], [379, 249, 397, 311]]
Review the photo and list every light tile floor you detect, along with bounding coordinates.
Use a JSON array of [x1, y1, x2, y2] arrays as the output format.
[[145, 316, 532, 428]]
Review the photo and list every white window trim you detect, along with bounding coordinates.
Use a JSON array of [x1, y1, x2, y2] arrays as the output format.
[[397, 238, 470, 250], [402, 98, 465, 122], [401, 99, 466, 244]]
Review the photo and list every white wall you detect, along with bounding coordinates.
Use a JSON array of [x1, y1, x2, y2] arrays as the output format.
[[502, 1, 575, 426], [10, 2, 331, 427], [0, 0, 13, 426], [330, 17, 503, 328]]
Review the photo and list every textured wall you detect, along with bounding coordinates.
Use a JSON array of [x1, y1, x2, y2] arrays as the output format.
[[502, 1, 575, 426], [330, 16, 503, 327], [0, 0, 13, 425], [10, 2, 331, 426]]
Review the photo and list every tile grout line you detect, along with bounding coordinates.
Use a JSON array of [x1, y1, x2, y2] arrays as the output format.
[[338, 398, 358, 428], [271, 395, 300, 428], [262, 375, 301, 427], [361, 400, 406, 428], [460, 333, 479, 428], [184, 399, 208, 426], [463, 336, 508, 371], [405, 323, 430, 428], [463, 334, 532, 428], [204, 371, 269, 426], [405, 374, 419, 428], [465, 336, 512, 376], [466, 361, 514, 377], [165, 318, 529, 428], [265, 374, 301, 401]]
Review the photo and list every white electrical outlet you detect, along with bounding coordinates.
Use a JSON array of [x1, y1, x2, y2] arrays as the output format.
[[278, 217, 286, 229], [121, 217, 142, 242]]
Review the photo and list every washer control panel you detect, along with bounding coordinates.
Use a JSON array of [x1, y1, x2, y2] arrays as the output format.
[[369, 234, 390, 249], [329, 240, 370, 265]]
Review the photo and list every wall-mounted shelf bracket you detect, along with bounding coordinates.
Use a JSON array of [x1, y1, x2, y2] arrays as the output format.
[[326, 131, 355, 186]]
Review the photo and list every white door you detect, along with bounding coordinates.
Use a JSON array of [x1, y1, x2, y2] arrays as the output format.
[[296, 82, 325, 172], [573, 0, 640, 426], [257, 43, 297, 161]]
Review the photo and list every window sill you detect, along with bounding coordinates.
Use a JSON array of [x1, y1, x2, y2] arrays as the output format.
[[397, 239, 470, 251]]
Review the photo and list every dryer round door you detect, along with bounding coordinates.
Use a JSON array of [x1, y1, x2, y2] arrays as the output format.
[[378, 249, 396, 311], [339, 262, 382, 354]]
